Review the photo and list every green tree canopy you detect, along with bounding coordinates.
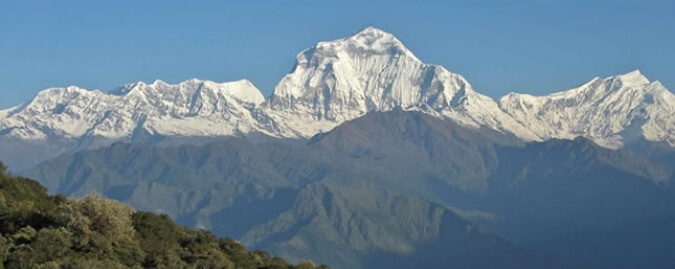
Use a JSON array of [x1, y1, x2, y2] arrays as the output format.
[[0, 161, 329, 269]]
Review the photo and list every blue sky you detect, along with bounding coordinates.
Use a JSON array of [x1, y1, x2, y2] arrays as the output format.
[[1, 0, 673, 109]]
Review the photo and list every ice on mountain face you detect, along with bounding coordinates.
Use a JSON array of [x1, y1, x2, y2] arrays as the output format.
[[217, 80, 266, 105], [269, 27, 429, 119], [116, 79, 265, 106], [267, 27, 539, 140], [615, 70, 650, 86], [638, 81, 675, 146], [0, 78, 270, 141], [499, 70, 675, 148], [340, 27, 420, 61], [0, 27, 673, 151]]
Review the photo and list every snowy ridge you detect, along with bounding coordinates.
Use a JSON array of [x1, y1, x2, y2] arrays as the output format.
[[499, 70, 675, 148], [0, 79, 271, 140], [1, 27, 673, 152], [267, 27, 539, 140]]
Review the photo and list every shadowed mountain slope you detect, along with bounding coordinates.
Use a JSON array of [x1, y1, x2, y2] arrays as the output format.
[[25, 110, 674, 269]]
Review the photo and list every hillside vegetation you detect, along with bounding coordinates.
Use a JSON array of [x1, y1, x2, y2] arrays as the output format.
[[0, 162, 327, 269]]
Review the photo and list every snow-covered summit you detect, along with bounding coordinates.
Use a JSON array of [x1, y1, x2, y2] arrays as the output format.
[[339, 26, 420, 61], [270, 27, 424, 112], [111, 78, 264, 105], [0, 27, 673, 170], [0, 78, 269, 140], [267, 27, 538, 139], [499, 70, 675, 148], [614, 69, 650, 86]]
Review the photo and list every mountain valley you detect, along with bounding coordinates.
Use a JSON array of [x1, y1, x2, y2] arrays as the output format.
[[2, 27, 675, 269]]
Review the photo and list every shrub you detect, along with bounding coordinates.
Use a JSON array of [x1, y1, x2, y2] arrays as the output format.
[[0, 161, 329, 269]]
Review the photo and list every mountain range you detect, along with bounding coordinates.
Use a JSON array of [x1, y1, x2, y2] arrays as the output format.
[[2, 27, 675, 269], [1, 27, 673, 171], [24, 110, 675, 269]]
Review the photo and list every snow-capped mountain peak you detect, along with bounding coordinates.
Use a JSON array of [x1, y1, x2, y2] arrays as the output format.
[[0, 78, 269, 141], [112, 78, 264, 105], [340, 26, 420, 62], [613, 69, 650, 87], [1, 27, 674, 171], [271, 27, 420, 116], [499, 70, 675, 148], [265, 27, 538, 140]]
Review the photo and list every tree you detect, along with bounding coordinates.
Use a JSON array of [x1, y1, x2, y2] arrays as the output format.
[[0, 161, 329, 269]]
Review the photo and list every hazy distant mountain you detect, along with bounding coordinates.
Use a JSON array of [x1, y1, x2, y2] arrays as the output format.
[[25, 110, 674, 269], [625, 138, 675, 166], [2, 27, 673, 171], [245, 177, 565, 269], [309, 111, 675, 268], [23, 140, 558, 269], [482, 138, 674, 269]]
